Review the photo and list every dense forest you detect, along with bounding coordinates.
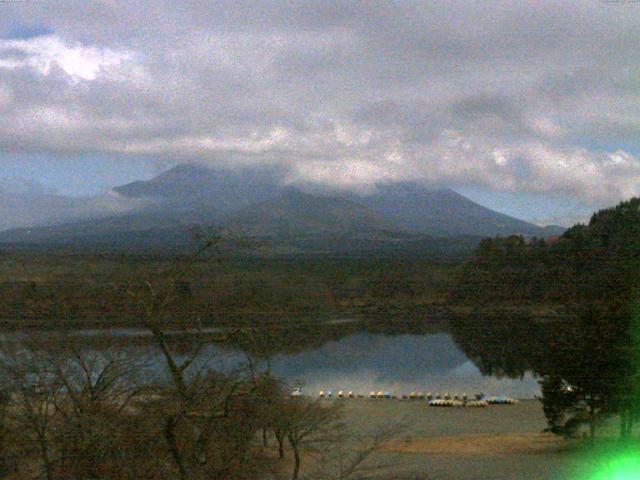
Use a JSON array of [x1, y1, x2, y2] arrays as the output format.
[[451, 198, 640, 440], [452, 197, 640, 306]]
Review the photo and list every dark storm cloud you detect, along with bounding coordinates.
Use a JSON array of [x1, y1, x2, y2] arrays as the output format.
[[0, 0, 639, 204]]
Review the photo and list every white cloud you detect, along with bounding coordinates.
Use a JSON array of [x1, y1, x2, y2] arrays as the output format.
[[529, 117, 565, 138], [285, 157, 402, 192], [0, 34, 139, 82], [492, 149, 509, 167], [0, 1, 639, 210]]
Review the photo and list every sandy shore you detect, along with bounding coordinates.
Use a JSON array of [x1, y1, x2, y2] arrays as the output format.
[[336, 399, 583, 479]]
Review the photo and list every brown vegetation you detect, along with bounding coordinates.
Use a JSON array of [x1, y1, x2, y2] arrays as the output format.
[[0, 241, 412, 480], [384, 432, 570, 456], [0, 333, 406, 480], [0, 250, 456, 329]]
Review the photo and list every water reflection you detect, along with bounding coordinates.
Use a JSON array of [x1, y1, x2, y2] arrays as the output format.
[[180, 331, 539, 398], [0, 317, 542, 399], [265, 332, 539, 398]]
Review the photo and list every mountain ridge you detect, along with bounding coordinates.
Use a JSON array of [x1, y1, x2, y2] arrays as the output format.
[[0, 164, 565, 252]]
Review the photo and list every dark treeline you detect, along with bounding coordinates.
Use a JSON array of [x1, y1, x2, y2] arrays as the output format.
[[452, 198, 640, 441], [452, 198, 640, 306], [0, 252, 456, 329], [452, 306, 639, 440], [36, 314, 449, 361]]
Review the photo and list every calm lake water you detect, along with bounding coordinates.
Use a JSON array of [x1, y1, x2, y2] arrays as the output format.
[[2, 326, 541, 399], [253, 332, 539, 398], [175, 330, 540, 399]]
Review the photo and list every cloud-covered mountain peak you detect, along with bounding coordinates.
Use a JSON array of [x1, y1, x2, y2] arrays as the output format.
[[0, 163, 565, 248]]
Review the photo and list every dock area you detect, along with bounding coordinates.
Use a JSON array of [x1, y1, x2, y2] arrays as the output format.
[[314, 389, 519, 406]]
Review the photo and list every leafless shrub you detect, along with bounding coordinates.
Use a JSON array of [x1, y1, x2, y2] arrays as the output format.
[[304, 422, 409, 480]]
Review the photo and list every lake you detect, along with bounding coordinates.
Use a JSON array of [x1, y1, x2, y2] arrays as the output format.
[[233, 331, 539, 398], [1, 322, 541, 399], [139, 328, 541, 399]]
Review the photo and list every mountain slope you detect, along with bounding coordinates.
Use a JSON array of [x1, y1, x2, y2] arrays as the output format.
[[114, 163, 281, 214], [352, 183, 555, 237], [222, 189, 396, 237], [0, 164, 564, 251], [0, 189, 401, 249]]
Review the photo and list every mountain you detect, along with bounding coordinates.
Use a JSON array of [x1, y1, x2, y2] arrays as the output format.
[[222, 189, 395, 237], [112, 164, 559, 237], [352, 183, 559, 237], [114, 163, 281, 215], [0, 189, 404, 252], [0, 163, 564, 252]]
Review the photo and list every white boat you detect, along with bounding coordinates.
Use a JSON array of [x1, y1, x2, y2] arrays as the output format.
[[465, 400, 488, 408]]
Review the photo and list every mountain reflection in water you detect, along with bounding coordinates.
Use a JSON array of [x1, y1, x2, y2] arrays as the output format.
[[1, 319, 541, 399], [188, 331, 540, 398]]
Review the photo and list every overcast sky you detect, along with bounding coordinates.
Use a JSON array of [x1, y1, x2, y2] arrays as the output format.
[[1, 0, 639, 225]]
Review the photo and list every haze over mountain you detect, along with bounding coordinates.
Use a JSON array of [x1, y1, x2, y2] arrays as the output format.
[[113, 164, 282, 214], [0, 177, 148, 232], [348, 184, 561, 238], [113, 163, 563, 236], [0, 163, 566, 252]]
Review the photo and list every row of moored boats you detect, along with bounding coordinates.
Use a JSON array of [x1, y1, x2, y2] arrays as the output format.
[[315, 390, 518, 406]]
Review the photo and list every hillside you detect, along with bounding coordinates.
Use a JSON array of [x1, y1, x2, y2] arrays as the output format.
[[222, 189, 396, 237], [452, 197, 640, 305], [0, 189, 145, 232], [353, 183, 563, 237], [0, 164, 564, 253]]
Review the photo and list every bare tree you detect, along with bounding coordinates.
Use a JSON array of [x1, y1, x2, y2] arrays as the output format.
[[121, 239, 223, 479], [305, 423, 407, 480], [0, 235, 314, 480], [48, 340, 149, 478], [269, 396, 343, 480], [123, 236, 271, 480], [0, 335, 155, 480], [0, 340, 63, 480], [234, 320, 283, 450]]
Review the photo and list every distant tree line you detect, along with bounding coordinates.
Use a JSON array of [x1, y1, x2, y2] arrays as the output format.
[[452, 198, 640, 306], [0, 255, 455, 329]]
